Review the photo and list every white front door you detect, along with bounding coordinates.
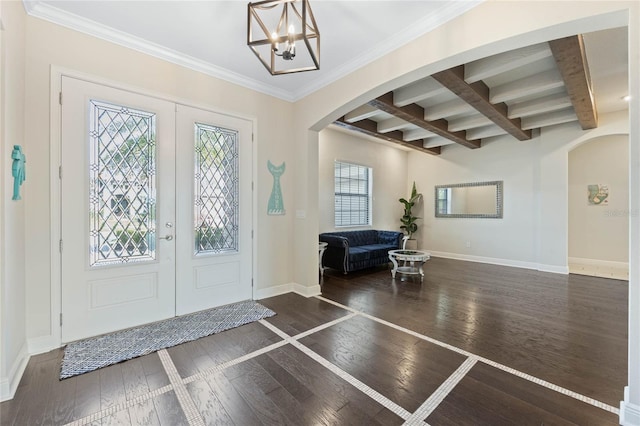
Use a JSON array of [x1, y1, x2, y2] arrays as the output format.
[[60, 77, 252, 342], [175, 105, 253, 315]]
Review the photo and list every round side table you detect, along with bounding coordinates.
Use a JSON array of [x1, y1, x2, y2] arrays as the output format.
[[388, 249, 430, 281]]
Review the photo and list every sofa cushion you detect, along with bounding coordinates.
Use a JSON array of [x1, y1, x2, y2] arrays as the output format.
[[343, 230, 378, 246], [347, 247, 371, 263], [357, 244, 397, 259]]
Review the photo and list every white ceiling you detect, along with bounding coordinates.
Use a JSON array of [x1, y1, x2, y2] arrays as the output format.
[[23, 0, 628, 154], [23, 0, 481, 101]]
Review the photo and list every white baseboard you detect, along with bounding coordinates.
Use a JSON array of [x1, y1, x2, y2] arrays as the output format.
[[568, 257, 629, 280], [621, 387, 640, 425], [254, 282, 321, 300], [292, 282, 322, 298], [28, 335, 60, 355], [0, 342, 29, 402], [254, 283, 296, 300], [428, 250, 569, 274]]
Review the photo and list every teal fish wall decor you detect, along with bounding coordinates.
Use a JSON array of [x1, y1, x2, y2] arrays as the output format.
[[267, 160, 285, 215], [11, 145, 26, 201]]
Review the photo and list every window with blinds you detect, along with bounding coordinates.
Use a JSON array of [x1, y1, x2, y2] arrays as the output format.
[[334, 161, 372, 227], [436, 187, 451, 215]]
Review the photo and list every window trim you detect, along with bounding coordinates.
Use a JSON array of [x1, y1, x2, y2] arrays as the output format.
[[334, 160, 372, 228]]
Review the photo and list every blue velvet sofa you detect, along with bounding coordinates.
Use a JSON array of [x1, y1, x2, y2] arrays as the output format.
[[319, 230, 403, 273]]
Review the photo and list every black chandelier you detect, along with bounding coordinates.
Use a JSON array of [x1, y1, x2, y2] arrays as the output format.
[[247, 0, 320, 75]]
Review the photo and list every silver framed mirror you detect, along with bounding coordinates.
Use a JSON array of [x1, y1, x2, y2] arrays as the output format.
[[434, 181, 503, 218]]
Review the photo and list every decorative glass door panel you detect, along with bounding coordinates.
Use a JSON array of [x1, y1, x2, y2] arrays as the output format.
[[89, 100, 157, 265], [194, 123, 239, 255], [176, 105, 252, 316], [61, 77, 176, 343]]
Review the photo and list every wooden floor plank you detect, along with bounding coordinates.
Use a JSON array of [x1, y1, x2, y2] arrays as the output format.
[[300, 315, 467, 412], [229, 371, 295, 425], [128, 398, 161, 426], [201, 372, 265, 425], [427, 361, 619, 425], [270, 344, 395, 419], [100, 408, 132, 425], [74, 369, 101, 419], [139, 353, 171, 391], [260, 292, 352, 335], [185, 378, 236, 425], [99, 363, 127, 410], [166, 343, 201, 379], [168, 321, 282, 379], [43, 371, 77, 425], [152, 391, 189, 426], [254, 349, 315, 402], [121, 359, 151, 400], [22, 357, 59, 425]]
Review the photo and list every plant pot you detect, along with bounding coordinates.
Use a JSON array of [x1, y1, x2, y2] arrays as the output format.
[[404, 238, 418, 250]]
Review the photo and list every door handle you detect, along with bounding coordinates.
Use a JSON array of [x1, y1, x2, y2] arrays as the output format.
[[159, 235, 174, 241]]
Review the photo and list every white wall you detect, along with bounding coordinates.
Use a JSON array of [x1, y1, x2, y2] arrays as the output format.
[[569, 134, 629, 262], [0, 1, 28, 401], [410, 131, 541, 266], [23, 14, 297, 346], [318, 127, 408, 233], [407, 112, 628, 272]]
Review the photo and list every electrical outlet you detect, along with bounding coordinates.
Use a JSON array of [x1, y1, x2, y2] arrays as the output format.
[[465, 241, 471, 248]]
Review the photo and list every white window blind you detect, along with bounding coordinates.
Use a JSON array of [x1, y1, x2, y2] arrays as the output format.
[[436, 187, 451, 215], [334, 161, 372, 227]]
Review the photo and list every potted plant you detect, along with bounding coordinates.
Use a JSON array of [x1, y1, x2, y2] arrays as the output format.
[[399, 181, 422, 250]]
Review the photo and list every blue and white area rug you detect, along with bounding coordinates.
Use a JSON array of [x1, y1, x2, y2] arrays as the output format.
[[60, 300, 275, 379]]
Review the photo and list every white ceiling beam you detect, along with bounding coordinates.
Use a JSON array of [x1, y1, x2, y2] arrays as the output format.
[[377, 117, 410, 133], [344, 104, 379, 123], [491, 69, 564, 104], [334, 117, 441, 155], [521, 108, 577, 130], [393, 77, 447, 107], [508, 92, 572, 118], [448, 114, 494, 132], [423, 137, 455, 148], [403, 128, 433, 141], [466, 125, 508, 140], [424, 98, 472, 121], [465, 43, 552, 83], [369, 92, 481, 149]]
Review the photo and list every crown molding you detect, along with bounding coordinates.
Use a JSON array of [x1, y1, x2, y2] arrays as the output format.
[[290, 0, 483, 101], [22, 0, 296, 102], [23, 0, 482, 103]]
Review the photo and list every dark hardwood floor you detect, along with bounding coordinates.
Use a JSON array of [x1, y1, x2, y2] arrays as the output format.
[[0, 257, 627, 425]]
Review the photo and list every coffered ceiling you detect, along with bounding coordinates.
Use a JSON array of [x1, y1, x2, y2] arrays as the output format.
[[334, 27, 629, 154]]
